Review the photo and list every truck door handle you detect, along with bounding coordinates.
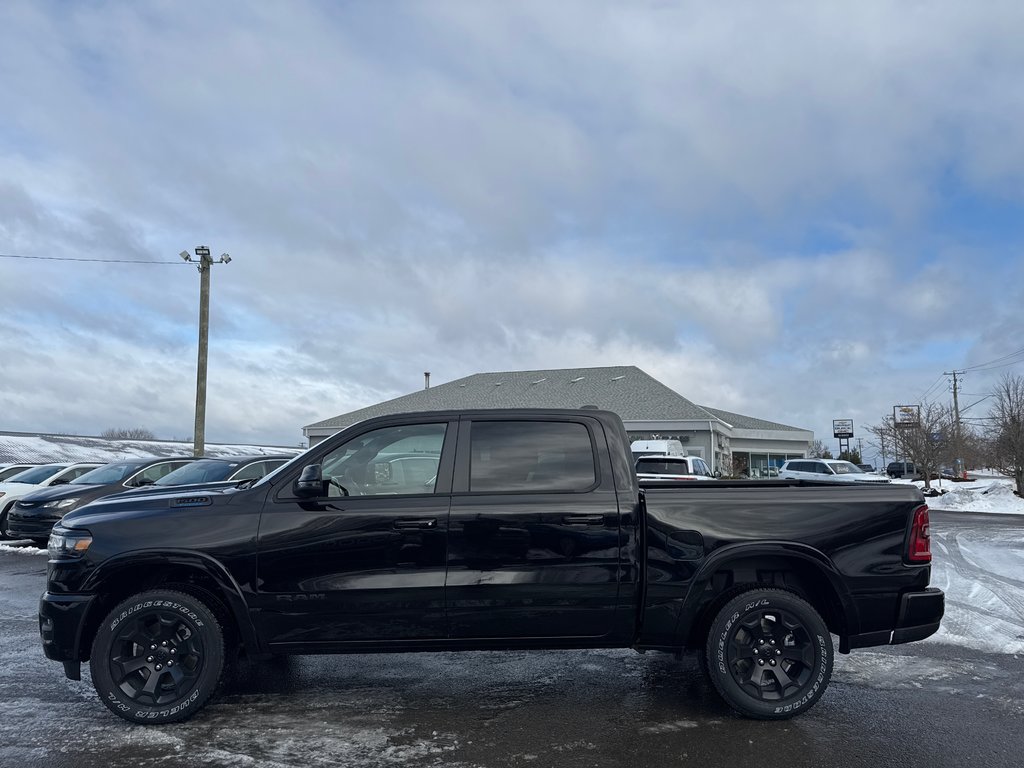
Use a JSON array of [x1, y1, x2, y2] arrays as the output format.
[[562, 514, 604, 525], [393, 518, 438, 530]]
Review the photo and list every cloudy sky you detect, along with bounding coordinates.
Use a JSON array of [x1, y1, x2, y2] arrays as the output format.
[[2, 1, 1023, 455]]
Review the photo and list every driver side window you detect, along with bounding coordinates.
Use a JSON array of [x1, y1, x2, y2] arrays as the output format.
[[320, 423, 447, 497]]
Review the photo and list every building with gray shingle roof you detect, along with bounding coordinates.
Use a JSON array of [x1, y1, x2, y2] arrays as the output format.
[[304, 366, 813, 477]]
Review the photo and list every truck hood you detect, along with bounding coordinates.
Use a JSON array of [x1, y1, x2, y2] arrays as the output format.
[[15, 483, 105, 504], [60, 483, 247, 528]]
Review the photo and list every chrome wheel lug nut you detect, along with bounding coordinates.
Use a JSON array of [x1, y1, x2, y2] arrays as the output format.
[[150, 644, 156, 650], [776, 650, 781, 656], [758, 659, 765, 665], [155, 664, 162, 670], [170, 648, 176, 654], [161, 641, 168, 647], [167, 660, 174, 666], [146, 656, 154, 662]]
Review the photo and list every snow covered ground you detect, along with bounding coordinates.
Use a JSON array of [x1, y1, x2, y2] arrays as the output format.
[[894, 473, 1024, 515]]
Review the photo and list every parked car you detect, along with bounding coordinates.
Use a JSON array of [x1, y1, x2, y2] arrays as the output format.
[[0, 463, 39, 482], [5, 457, 194, 542], [887, 461, 918, 479], [635, 455, 717, 480], [0, 462, 103, 537], [778, 459, 891, 484], [42, 408, 941, 724], [121, 454, 294, 493]]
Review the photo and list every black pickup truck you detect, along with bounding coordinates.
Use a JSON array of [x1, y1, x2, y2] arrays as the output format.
[[40, 408, 943, 723]]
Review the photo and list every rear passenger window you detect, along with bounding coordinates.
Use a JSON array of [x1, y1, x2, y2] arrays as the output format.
[[469, 421, 597, 493]]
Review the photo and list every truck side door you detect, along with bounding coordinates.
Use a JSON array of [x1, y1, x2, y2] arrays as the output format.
[[445, 415, 626, 641], [254, 417, 456, 648]]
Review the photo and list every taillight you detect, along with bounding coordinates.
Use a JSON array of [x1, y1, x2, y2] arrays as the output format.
[[908, 504, 931, 563]]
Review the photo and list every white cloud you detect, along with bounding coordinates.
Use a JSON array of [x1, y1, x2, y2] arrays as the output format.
[[0, 1, 1022, 450]]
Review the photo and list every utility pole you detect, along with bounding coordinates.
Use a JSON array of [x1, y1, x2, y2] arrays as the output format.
[[181, 247, 232, 457], [944, 369, 964, 478]]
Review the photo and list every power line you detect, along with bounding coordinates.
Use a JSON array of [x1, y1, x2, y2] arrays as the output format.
[[963, 345, 1024, 372], [962, 357, 1024, 373], [917, 374, 946, 402], [0, 253, 186, 265]]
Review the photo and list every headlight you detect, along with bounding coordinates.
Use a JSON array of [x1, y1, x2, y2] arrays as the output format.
[[43, 497, 80, 509], [48, 528, 93, 560]]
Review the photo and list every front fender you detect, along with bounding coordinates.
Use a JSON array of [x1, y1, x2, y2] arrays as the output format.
[[81, 549, 261, 655]]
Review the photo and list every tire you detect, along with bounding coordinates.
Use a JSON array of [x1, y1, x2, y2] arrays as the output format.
[[703, 588, 833, 719], [90, 589, 226, 724], [0, 502, 14, 539]]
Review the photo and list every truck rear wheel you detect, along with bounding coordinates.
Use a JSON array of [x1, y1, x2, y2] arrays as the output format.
[[90, 589, 225, 724], [703, 588, 833, 719]]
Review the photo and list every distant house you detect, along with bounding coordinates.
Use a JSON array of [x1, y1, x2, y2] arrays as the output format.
[[302, 366, 812, 477], [0, 431, 303, 465]]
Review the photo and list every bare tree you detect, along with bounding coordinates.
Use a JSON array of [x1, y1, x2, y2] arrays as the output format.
[[868, 403, 954, 489], [988, 373, 1024, 496], [807, 439, 832, 458], [101, 427, 156, 440]]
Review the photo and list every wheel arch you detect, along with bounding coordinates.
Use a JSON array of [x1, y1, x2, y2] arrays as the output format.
[[77, 550, 260, 661], [674, 542, 859, 652]]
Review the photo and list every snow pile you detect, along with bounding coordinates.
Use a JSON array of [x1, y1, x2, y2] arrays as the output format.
[[0, 544, 47, 556], [926, 479, 1024, 515]]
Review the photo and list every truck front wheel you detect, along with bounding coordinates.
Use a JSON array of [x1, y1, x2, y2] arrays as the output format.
[[703, 588, 833, 719], [89, 589, 225, 724]]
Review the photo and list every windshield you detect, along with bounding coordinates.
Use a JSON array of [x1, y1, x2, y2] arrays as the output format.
[[71, 462, 143, 485], [636, 458, 690, 474], [827, 461, 865, 475], [153, 459, 235, 486], [4, 465, 67, 484]]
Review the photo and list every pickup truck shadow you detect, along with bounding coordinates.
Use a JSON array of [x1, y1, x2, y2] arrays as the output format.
[[225, 648, 735, 722]]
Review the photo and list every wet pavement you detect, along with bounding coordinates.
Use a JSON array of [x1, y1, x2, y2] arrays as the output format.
[[1, 512, 1022, 768]]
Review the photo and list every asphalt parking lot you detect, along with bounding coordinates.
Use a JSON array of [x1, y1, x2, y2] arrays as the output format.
[[1, 511, 1022, 768]]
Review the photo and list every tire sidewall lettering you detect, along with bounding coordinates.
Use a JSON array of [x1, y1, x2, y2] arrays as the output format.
[[134, 688, 201, 720], [708, 591, 832, 719], [109, 600, 203, 632], [93, 589, 223, 724]]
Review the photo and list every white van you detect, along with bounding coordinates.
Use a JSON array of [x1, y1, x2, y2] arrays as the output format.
[[630, 439, 685, 462]]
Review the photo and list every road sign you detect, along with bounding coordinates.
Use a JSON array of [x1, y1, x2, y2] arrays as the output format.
[[894, 405, 920, 429], [833, 419, 854, 439]]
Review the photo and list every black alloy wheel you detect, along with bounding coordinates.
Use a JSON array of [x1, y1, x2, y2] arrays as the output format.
[[704, 588, 833, 719], [90, 589, 225, 724]]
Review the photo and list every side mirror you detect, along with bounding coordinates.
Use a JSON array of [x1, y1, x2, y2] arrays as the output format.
[[51, 478, 70, 485], [136, 478, 155, 486], [714, 470, 722, 478], [293, 464, 325, 499]]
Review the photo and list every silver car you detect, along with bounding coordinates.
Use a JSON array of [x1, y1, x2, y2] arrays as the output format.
[[778, 459, 892, 484]]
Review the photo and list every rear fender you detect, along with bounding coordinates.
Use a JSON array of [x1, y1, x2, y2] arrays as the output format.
[[672, 541, 859, 648]]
